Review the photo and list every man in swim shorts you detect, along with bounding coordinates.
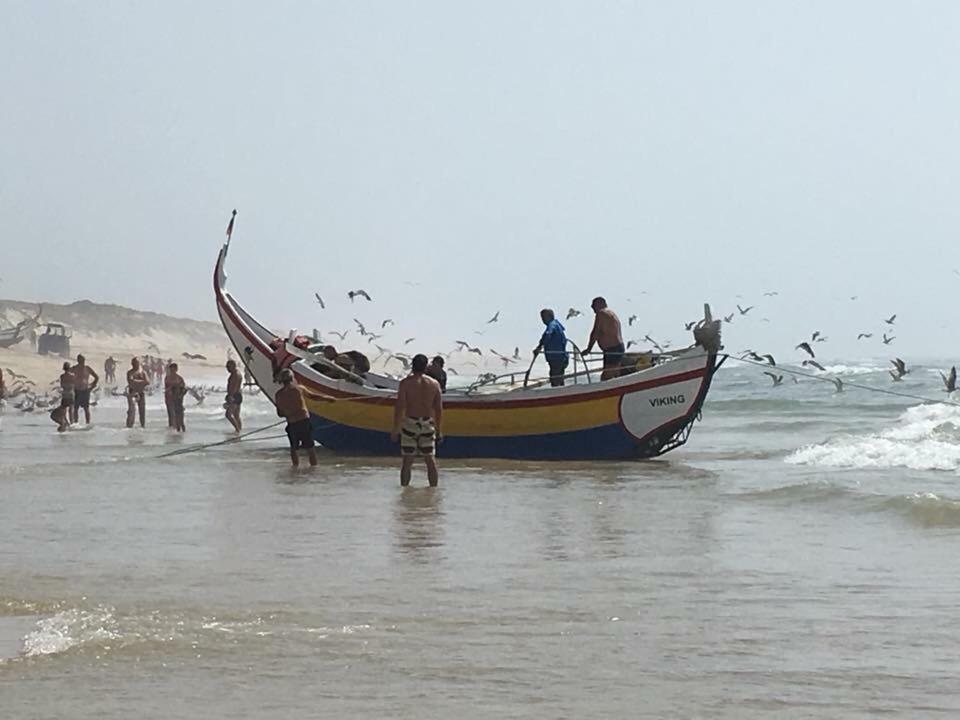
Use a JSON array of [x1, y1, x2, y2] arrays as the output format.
[[164, 362, 187, 432], [126, 357, 149, 428], [583, 296, 625, 381], [275, 369, 318, 468], [71, 354, 100, 425], [225, 359, 243, 432], [391, 354, 443, 487], [52, 362, 75, 432]]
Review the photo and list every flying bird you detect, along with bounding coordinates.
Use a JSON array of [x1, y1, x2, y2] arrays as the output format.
[[883, 314, 897, 325], [763, 372, 783, 386], [566, 308, 582, 320], [882, 333, 895, 345], [889, 370, 903, 382], [353, 319, 368, 336], [723, 314, 734, 323], [811, 331, 822, 342], [737, 304, 754, 315], [832, 378, 844, 394], [329, 330, 348, 341], [796, 342, 815, 358], [348, 290, 372, 302], [404, 337, 416, 345], [857, 333, 873, 340], [314, 293, 325, 309], [513, 347, 521, 360], [761, 354, 776, 366], [684, 321, 697, 331], [763, 291, 779, 297], [468, 347, 483, 356], [802, 360, 826, 372], [891, 358, 908, 377], [381, 319, 394, 329], [487, 311, 500, 324], [366, 333, 383, 343], [628, 315, 638, 326], [940, 366, 957, 393], [181, 352, 207, 360]]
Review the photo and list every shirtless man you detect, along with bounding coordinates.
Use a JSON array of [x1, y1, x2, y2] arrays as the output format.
[[275, 369, 318, 468], [391, 354, 443, 487], [126, 357, 150, 428], [164, 362, 187, 432], [224, 359, 243, 432], [103, 356, 116, 386], [52, 362, 75, 432], [71, 354, 100, 424], [583, 296, 625, 381]]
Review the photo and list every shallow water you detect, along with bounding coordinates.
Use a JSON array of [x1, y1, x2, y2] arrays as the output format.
[[3, 363, 960, 718]]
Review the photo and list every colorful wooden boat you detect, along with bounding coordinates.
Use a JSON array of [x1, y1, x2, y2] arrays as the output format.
[[214, 240, 723, 460]]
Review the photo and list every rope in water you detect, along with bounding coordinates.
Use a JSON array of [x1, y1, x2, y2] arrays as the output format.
[[155, 419, 287, 458], [727, 355, 960, 408]]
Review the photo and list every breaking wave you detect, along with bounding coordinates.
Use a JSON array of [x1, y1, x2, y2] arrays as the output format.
[[786, 404, 960, 472]]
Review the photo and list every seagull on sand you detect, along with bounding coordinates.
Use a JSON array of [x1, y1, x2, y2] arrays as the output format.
[[348, 290, 372, 302], [940, 366, 957, 393], [802, 360, 827, 372], [796, 342, 816, 359], [487, 311, 500, 324], [764, 372, 783, 386], [566, 308, 582, 320], [882, 333, 895, 345], [883, 314, 897, 325]]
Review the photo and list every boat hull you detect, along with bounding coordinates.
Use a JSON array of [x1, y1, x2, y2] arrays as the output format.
[[214, 244, 719, 460]]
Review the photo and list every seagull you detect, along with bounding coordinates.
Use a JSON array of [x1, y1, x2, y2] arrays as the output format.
[[404, 337, 416, 345], [889, 370, 903, 382], [723, 314, 734, 323], [566, 308, 582, 320], [891, 358, 908, 377], [796, 342, 815, 358], [626, 340, 639, 349], [353, 319, 368, 336], [314, 293, 325, 309], [802, 360, 827, 372], [643, 335, 663, 353], [454, 340, 471, 351], [381, 319, 394, 329], [857, 333, 873, 340], [628, 315, 638, 326], [366, 333, 383, 343], [487, 311, 500, 324], [468, 347, 483, 356], [684, 321, 697, 331], [737, 304, 754, 315], [764, 372, 784, 386], [373, 344, 390, 361], [832, 377, 844, 394], [815, 336, 828, 343], [811, 331, 822, 342], [940, 366, 957, 393], [883, 314, 897, 325], [389, 355, 411, 370], [761, 354, 776, 366], [181, 352, 207, 360], [882, 333, 895, 345], [348, 290, 372, 302], [763, 291, 779, 297], [329, 330, 348, 341]]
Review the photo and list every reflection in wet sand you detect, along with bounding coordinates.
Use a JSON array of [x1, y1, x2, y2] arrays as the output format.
[[393, 487, 445, 562]]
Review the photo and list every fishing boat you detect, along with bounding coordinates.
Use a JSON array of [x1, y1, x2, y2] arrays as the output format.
[[0, 308, 41, 350], [214, 238, 724, 460]]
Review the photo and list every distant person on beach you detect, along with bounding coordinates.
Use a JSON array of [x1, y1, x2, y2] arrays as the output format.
[[225, 359, 243, 432], [0, 368, 5, 401], [583, 296, 625, 381], [164, 362, 187, 432], [71, 354, 99, 425], [391, 354, 443, 487], [425, 356, 447, 392], [51, 362, 75, 432], [533, 308, 569, 387], [103, 356, 117, 386], [126, 357, 149, 429], [275, 369, 318, 468]]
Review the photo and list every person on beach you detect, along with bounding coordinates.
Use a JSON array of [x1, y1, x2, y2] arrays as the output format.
[[533, 308, 569, 387], [51, 362, 75, 432], [225, 359, 243, 432], [104, 356, 117, 386], [126, 357, 150, 429], [391, 354, 443, 487], [425, 356, 448, 392], [71, 354, 99, 425], [275, 369, 318, 468], [164, 362, 187, 432], [583, 296, 625, 381]]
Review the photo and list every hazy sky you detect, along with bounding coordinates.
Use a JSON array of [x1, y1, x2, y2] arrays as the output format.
[[2, 1, 959, 362]]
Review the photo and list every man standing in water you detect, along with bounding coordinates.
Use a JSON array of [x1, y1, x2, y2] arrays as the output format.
[[391, 354, 443, 487], [583, 296, 625, 381], [275, 369, 318, 468], [224, 359, 243, 432], [52, 362, 75, 432], [126, 357, 149, 429], [104, 356, 117, 386], [164, 362, 187, 432], [71, 354, 99, 425]]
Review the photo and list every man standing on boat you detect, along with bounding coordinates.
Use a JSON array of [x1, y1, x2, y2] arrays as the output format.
[[533, 309, 569, 387], [426, 356, 447, 392], [391, 354, 443, 487], [583, 297, 625, 381]]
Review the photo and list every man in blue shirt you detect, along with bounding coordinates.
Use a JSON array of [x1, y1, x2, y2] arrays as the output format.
[[533, 309, 569, 387]]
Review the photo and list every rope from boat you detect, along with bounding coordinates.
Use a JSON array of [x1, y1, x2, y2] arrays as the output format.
[[155, 419, 287, 458], [727, 355, 960, 408]]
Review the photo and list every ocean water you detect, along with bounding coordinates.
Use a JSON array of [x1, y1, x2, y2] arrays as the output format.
[[2, 362, 960, 718]]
